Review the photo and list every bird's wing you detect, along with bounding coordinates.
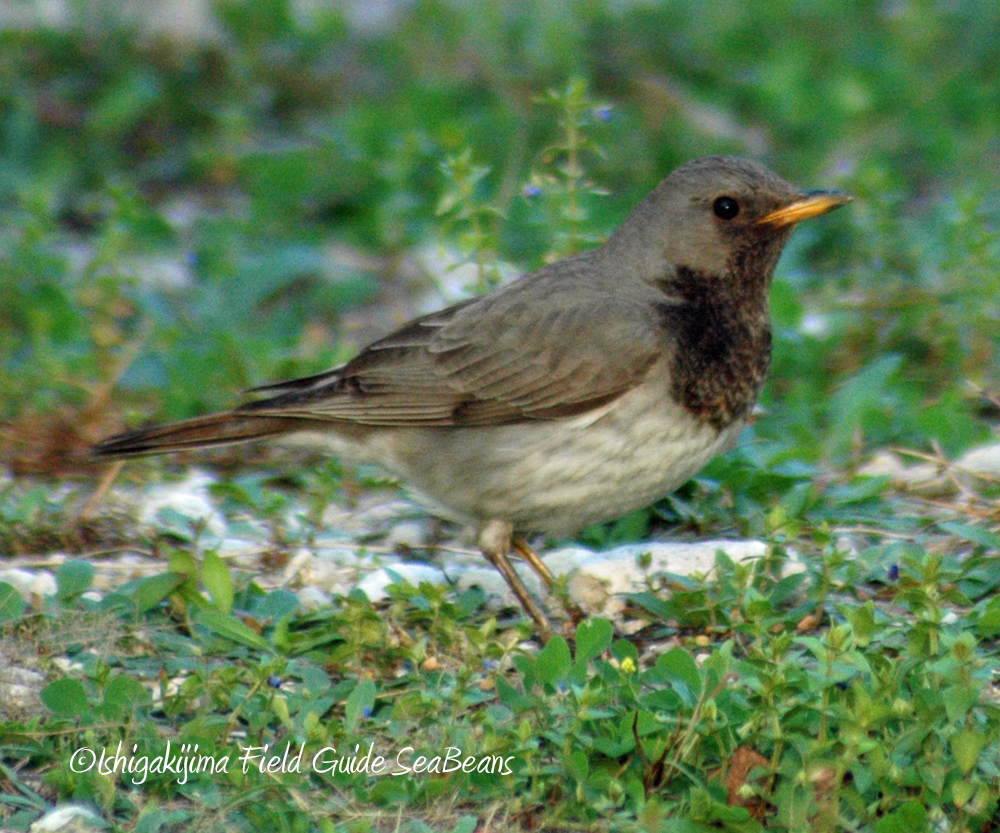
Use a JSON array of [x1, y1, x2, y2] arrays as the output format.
[[238, 274, 662, 427]]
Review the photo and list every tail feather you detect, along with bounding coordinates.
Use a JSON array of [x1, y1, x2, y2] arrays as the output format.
[[92, 412, 317, 458]]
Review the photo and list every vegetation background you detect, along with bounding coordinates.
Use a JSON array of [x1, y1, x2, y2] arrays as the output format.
[[1, 1, 999, 831]]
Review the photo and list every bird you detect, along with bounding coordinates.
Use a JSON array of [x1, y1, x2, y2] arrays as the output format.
[[93, 156, 851, 639]]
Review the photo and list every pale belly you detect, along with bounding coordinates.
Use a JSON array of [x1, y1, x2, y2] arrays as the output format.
[[365, 372, 745, 536]]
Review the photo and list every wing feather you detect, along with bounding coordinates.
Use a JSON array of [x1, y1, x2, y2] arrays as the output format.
[[236, 254, 663, 427]]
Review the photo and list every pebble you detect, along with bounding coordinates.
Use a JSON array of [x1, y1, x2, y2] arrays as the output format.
[[543, 539, 800, 620], [454, 564, 544, 610], [139, 470, 227, 538], [857, 443, 1000, 495], [0, 568, 42, 599], [356, 563, 448, 602], [0, 666, 45, 712], [857, 451, 941, 490], [385, 520, 431, 551], [2, 464, 845, 643], [29, 804, 108, 832], [0, 568, 58, 600], [297, 586, 333, 611], [956, 443, 1000, 486]]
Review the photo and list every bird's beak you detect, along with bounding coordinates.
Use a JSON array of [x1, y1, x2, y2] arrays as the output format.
[[756, 190, 853, 228]]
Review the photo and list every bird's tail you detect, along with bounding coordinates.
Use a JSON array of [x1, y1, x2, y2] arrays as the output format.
[[92, 412, 316, 458]]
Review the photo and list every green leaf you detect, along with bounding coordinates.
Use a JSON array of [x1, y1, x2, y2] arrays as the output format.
[[625, 591, 672, 619], [0, 582, 26, 622], [89, 70, 162, 136], [845, 601, 876, 647], [937, 521, 1000, 551], [252, 589, 300, 621], [575, 618, 613, 664], [127, 572, 187, 614], [951, 729, 984, 775], [942, 684, 980, 723], [451, 818, 478, 833], [688, 786, 759, 829], [135, 809, 194, 833], [565, 749, 589, 783], [195, 609, 271, 652], [102, 675, 152, 716], [201, 551, 234, 614], [536, 636, 572, 686], [611, 638, 640, 666], [656, 649, 702, 708], [951, 779, 976, 808], [977, 596, 1000, 638], [825, 355, 901, 459], [496, 677, 533, 714], [874, 801, 927, 833], [345, 679, 376, 730], [512, 655, 537, 692], [40, 678, 90, 717], [56, 560, 94, 599]]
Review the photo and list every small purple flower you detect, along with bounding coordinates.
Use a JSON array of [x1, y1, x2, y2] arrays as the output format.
[[482, 660, 497, 670], [267, 675, 282, 688], [522, 184, 543, 199], [362, 707, 373, 719], [184, 251, 198, 266], [887, 564, 899, 582], [595, 105, 613, 122]]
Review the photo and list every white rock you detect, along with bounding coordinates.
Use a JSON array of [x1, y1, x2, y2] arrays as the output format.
[[297, 586, 333, 611], [357, 564, 447, 602], [29, 804, 108, 832], [313, 546, 365, 566], [353, 498, 422, 529], [856, 451, 940, 488], [0, 666, 44, 712], [452, 540, 796, 621], [139, 470, 226, 538], [799, 312, 831, 337], [281, 549, 316, 585], [385, 521, 430, 551], [453, 564, 545, 610], [31, 571, 58, 597], [0, 569, 60, 600], [542, 540, 797, 619], [299, 559, 356, 595], [0, 568, 40, 599], [956, 443, 1000, 485], [834, 536, 860, 558], [127, 255, 195, 291], [215, 536, 265, 558], [2, 684, 38, 711], [91, 555, 147, 591], [51, 657, 84, 674], [1, 666, 44, 686]]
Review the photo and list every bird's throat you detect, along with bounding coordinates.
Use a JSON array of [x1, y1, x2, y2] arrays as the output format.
[[656, 266, 772, 430]]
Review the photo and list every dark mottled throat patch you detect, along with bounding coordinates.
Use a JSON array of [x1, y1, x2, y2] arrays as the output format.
[[657, 265, 772, 430]]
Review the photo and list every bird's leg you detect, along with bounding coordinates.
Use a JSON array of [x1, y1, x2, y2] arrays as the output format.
[[512, 537, 586, 626], [478, 520, 552, 641], [511, 537, 555, 586]]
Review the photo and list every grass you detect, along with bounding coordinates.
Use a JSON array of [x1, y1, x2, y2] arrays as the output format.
[[2, 0, 1000, 830]]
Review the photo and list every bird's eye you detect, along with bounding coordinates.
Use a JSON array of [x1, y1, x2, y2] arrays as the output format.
[[713, 196, 740, 220]]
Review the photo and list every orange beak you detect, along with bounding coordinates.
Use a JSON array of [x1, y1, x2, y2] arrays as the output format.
[[756, 190, 853, 229]]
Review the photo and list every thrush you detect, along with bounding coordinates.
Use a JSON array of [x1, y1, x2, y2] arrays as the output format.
[[93, 156, 850, 638]]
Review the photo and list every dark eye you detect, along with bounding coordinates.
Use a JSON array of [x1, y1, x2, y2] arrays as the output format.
[[713, 196, 740, 220]]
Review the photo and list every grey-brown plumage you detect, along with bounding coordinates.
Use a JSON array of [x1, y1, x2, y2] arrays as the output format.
[[94, 156, 850, 637]]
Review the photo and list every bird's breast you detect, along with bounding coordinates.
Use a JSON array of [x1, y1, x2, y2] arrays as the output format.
[[372, 361, 743, 536], [657, 298, 771, 430]]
